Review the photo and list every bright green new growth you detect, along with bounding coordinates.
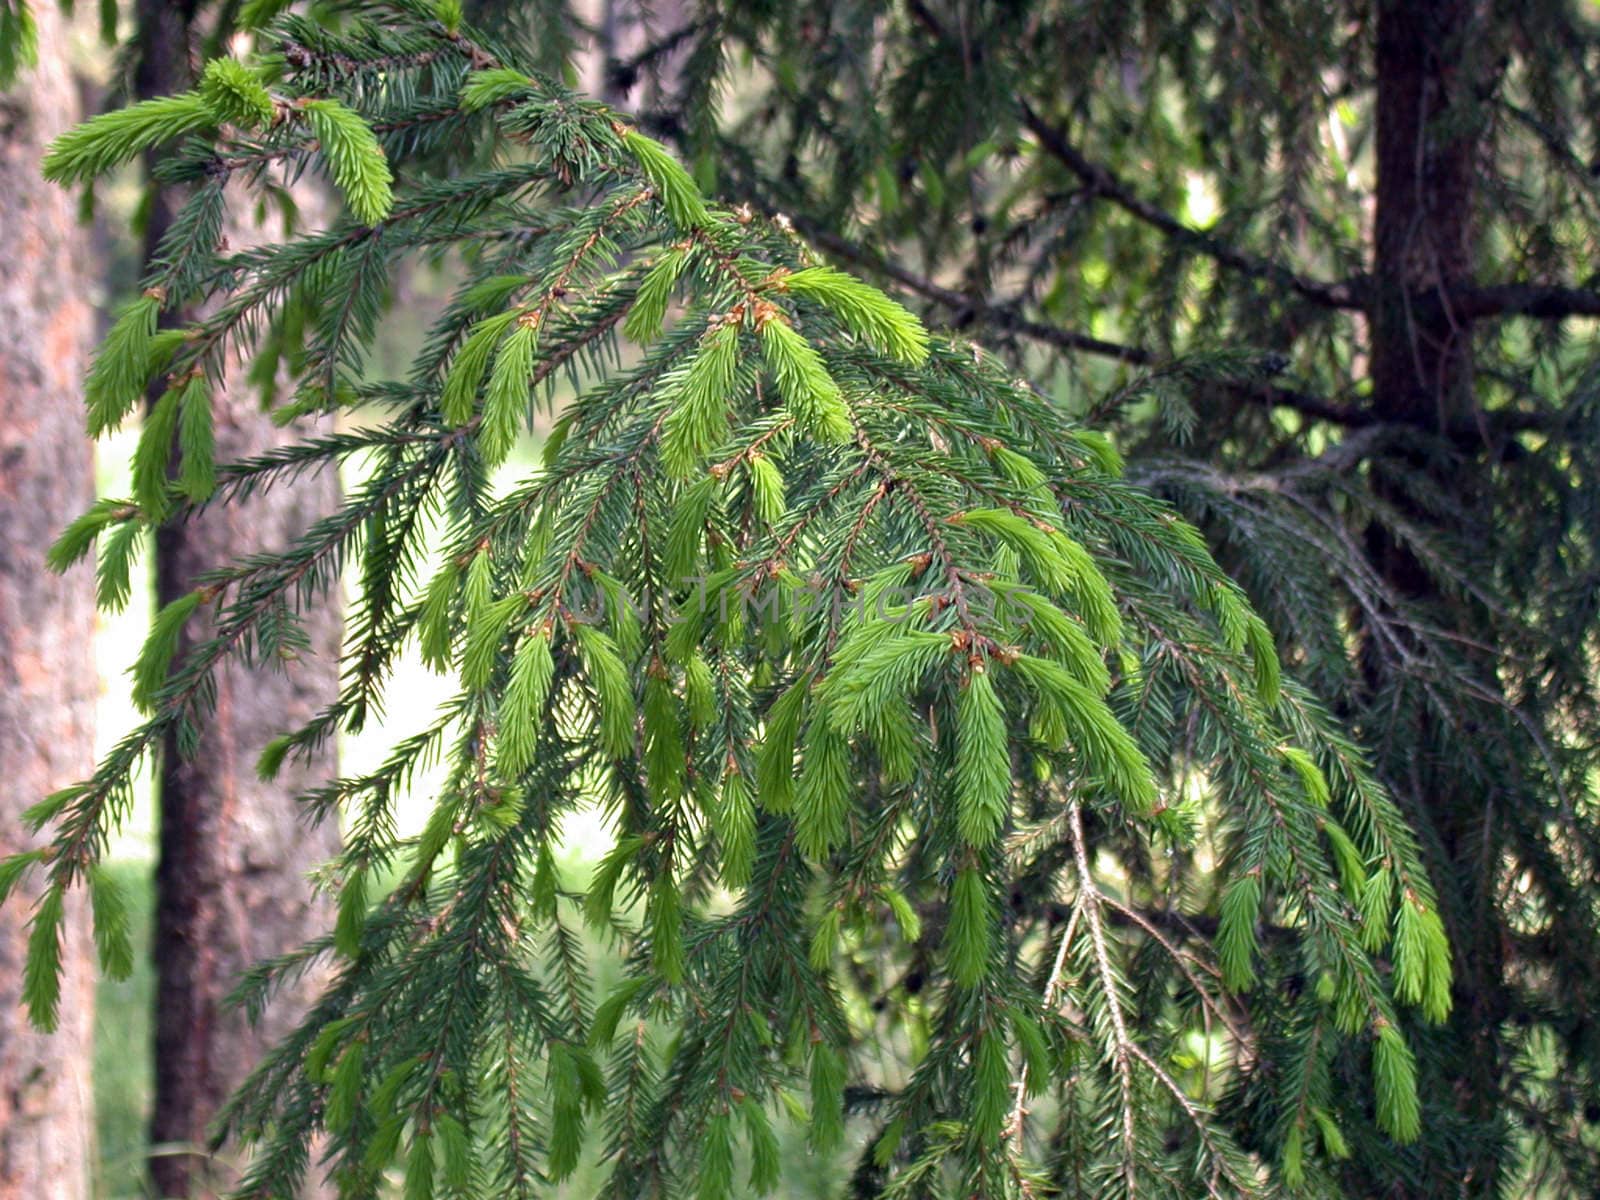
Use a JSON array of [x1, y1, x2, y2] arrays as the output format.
[[660, 322, 739, 475], [458, 66, 537, 112], [131, 382, 182, 518], [9, 8, 1458, 1199], [954, 669, 1010, 847], [1373, 1022, 1422, 1143], [622, 244, 689, 343], [41, 67, 393, 226], [622, 127, 712, 230], [757, 315, 853, 441], [88, 866, 135, 980], [498, 631, 554, 776], [199, 57, 275, 128], [131, 589, 201, 713], [780, 266, 929, 364], [22, 884, 65, 1030], [747, 451, 786, 525], [83, 293, 162, 435], [42, 93, 214, 183], [302, 97, 393, 224], [1217, 871, 1263, 989], [945, 865, 994, 986], [176, 374, 216, 500], [440, 308, 519, 426], [481, 320, 538, 466]]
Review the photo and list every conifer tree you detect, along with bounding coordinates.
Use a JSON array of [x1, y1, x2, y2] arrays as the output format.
[[626, 2, 1600, 1193], [6, 2, 1461, 1197]]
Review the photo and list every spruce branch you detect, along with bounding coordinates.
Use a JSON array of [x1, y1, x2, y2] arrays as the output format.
[[7, 7, 1467, 1195], [1016, 100, 1364, 312]]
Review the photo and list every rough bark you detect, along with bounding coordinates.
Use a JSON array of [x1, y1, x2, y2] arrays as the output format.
[[148, 380, 342, 1200], [1369, 0, 1504, 1186], [0, 7, 98, 1199], [134, 9, 342, 1196], [146, 189, 343, 1199], [1371, 0, 1482, 432]]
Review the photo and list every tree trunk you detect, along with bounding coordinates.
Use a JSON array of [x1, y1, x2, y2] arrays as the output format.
[[148, 355, 342, 1200], [134, 10, 343, 1197], [146, 196, 343, 1199], [1372, 0, 1480, 431], [0, 7, 97, 1198], [1369, 0, 1503, 1187]]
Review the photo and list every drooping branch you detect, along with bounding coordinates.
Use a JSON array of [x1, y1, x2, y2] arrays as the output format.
[[1019, 103, 1600, 325], [785, 220, 1453, 435], [795, 221, 1154, 365], [897, 0, 1360, 313], [1016, 101, 1365, 312], [819, 226, 1584, 444], [789, 217, 1567, 439]]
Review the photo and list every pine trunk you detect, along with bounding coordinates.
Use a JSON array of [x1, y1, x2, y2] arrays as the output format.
[[1369, 0, 1502, 1183], [148, 373, 342, 1200], [1372, 0, 1480, 429], [135, 7, 342, 1197], [0, 8, 98, 1198], [146, 221, 343, 1200]]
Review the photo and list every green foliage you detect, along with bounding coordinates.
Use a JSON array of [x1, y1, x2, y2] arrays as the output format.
[[23, 885, 65, 1030], [1392, 895, 1452, 1025], [574, 624, 635, 759], [176, 373, 216, 501], [42, 94, 214, 183], [131, 382, 181, 518], [301, 98, 394, 224], [45, 497, 134, 575], [756, 315, 852, 442], [0, 0, 37, 88], [458, 66, 537, 112], [198, 57, 274, 128], [10, 7, 1470, 1198], [1217, 870, 1262, 990], [497, 630, 554, 775], [622, 128, 711, 230], [953, 669, 1009, 847], [660, 321, 739, 476], [82, 294, 166, 436], [88, 866, 136, 980], [747, 452, 785, 525], [441, 309, 519, 426], [0, 849, 43, 908], [779, 266, 928, 364], [714, 765, 755, 887], [481, 319, 538, 466], [1373, 1022, 1421, 1143], [623, 245, 689, 344], [945, 865, 993, 987], [130, 589, 201, 713], [658, 0, 1600, 1189]]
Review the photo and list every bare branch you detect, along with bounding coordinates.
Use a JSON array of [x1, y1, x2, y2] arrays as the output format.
[[1446, 283, 1600, 320]]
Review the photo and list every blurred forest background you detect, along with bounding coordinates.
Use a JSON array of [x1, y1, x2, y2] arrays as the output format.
[[4, 1, 1600, 1198]]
